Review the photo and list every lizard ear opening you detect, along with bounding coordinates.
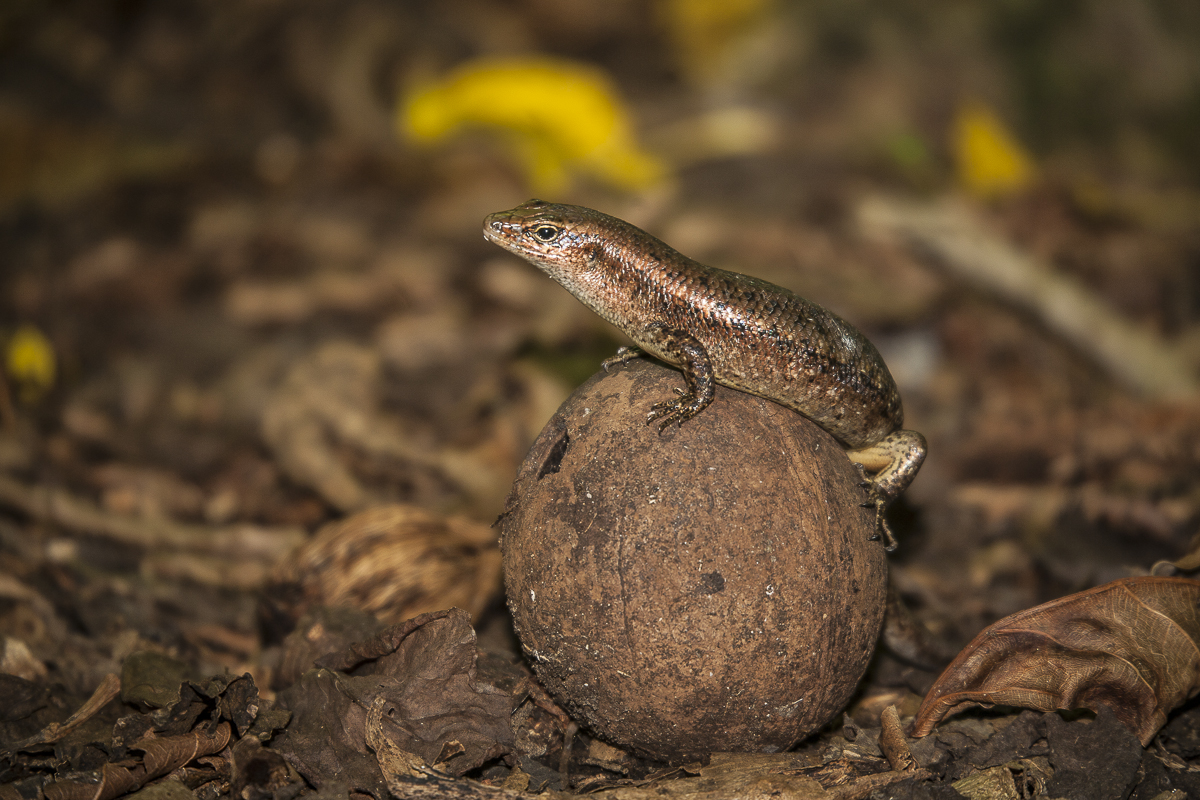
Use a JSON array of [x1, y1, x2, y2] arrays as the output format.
[[583, 243, 603, 268]]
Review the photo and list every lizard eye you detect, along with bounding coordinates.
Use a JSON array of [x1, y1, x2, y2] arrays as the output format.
[[532, 224, 561, 242]]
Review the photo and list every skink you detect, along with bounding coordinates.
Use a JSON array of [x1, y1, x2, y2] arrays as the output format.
[[484, 199, 926, 550]]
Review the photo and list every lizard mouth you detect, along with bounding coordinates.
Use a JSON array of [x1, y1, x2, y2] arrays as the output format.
[[482, 213, 516, 245]]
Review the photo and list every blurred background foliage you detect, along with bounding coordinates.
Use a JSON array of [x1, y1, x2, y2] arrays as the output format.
[[4, 0, 1200, 505], [0, 0, 1198, 212], [2, 0, 1199, 544]]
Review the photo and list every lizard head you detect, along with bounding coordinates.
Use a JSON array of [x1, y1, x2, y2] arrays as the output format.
[[483, 200, 612, 287], [483, 200, 676, 332]]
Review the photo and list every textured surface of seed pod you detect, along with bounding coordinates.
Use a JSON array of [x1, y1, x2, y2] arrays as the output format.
[[500, 360, 887, 762]]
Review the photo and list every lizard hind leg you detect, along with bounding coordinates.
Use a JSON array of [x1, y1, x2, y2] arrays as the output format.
[[853, 461, 899, 553], [848, 429, 928, 552], [847, 429, 927, 501]]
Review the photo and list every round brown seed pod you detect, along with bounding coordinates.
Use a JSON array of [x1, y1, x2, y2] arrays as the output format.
[[500, 360, 887, 762]]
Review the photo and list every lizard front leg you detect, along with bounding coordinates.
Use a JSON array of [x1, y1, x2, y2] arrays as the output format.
[[846, 429, 927, 552], [636, 324, 716, 432]]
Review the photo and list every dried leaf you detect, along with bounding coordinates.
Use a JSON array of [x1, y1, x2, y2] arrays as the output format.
[[122, 651, 190, 709], [321, 608, 514, 776], [271, 668, 388, 798], [126, 780, 199, 800], [42, 762, 142, 800], [952, 100, 1036, 198], [912, 576, 1200, 745], [215, 675, 261, 736], [5, 324, 56, 402], [659, 0, 775, 86], [400, 56, 666, 193], [3, 673, 121, 754], [138, 722, 232, 778], [274, 608, 513, 796], [365, 696, 429, 779]]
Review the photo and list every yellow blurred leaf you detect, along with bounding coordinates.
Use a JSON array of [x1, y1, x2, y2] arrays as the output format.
[[659, 0, 774, 84], [398, 57, 666, 193], [953, 101, 1036, 199], [6, 325, 55, 402]]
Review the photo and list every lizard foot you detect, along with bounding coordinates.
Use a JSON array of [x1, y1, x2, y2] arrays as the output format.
[[602, 346, 644, 372], [646, 390, 704, 433], [875, 504, 899, 553], [855, 465, 899, 553]]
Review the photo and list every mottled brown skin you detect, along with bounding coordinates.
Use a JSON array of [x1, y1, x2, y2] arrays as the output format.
[[484, 199, 926, 550]]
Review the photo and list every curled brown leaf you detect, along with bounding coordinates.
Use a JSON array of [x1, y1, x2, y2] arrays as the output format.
[[138, 722, 233, 778], [911, 576, 1200, 745], [41, 763, 141, 800]]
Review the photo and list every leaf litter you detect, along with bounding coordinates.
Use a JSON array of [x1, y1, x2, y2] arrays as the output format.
[[5, 2, 1200, 798]]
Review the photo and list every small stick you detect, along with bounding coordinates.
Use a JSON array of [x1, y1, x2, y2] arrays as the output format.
[[859, 195, 1199, 399], [879, 704, 918, 773]]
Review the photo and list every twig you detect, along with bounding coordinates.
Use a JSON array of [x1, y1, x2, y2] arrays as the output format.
[[3, 673, 121, 754], [879, 705, 918, 773], [858, 195, 1200, 399], [0, 474, 305, 583], [558, 721, 578, 789]]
